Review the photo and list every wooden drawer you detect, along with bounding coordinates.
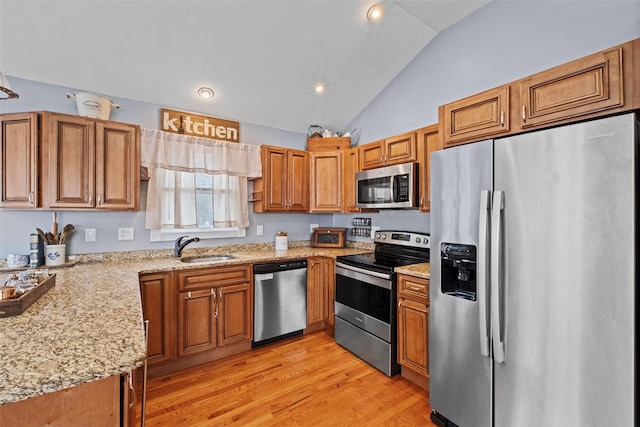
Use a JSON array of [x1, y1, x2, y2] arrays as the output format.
[[177, 264, 251, 291], [398, 274, 429, 304]]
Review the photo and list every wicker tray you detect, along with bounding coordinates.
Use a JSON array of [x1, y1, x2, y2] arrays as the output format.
[[0, 274, 56, 317]]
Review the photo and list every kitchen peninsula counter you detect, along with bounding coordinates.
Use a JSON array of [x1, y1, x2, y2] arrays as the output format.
[[0, 242, 371, 405]]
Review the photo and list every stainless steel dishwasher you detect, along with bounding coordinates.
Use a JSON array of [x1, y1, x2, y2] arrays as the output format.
[[253, 259, 307, 347]]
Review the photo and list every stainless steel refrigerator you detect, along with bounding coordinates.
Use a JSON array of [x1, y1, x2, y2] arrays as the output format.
[[429, 113, 637, 427]]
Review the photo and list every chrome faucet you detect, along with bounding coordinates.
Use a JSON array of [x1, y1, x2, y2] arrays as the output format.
[[174, 236, 200, 258]]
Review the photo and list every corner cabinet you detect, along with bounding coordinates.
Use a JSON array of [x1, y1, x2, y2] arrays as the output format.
[[306, 256, 336, 334], [309, 151, 343, 213], [397, 273, 429, 382], [359, 131, 417, 170], [253, 145, 309, 212], [0, 113, 39, 208], [42, 112, 140, 210]]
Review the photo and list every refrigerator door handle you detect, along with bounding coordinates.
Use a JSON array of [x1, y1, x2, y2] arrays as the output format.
[[491, 190, 506, 363], [478, 190, 491, 357]]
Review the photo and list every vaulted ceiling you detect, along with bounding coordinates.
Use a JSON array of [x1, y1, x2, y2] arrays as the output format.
[[0, 0, 490, 134]]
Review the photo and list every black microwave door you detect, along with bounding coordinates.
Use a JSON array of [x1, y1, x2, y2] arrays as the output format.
[[357, 176, 393, 205]]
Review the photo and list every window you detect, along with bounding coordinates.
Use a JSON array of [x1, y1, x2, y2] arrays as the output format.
[[140, 128, 262, 242], [147, 170, 248, 242]]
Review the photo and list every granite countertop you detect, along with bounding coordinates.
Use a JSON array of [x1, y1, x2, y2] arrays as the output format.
[[395, 262, 430, 279], [0, 241, 372, 405]]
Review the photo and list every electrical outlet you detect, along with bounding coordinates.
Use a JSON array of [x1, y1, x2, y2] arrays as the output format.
[[371, 226, 380, 239], [85, 228, 96, 242], [118, 227, 134, 241], [310, 224, 319, 232], [256, 224, 264, 236]]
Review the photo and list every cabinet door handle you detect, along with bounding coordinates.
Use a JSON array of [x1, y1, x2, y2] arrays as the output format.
[[187, 291, 192, 298], [522, 105, 526, 123], [97, 194, 102, 206], [28, 192, 34, 205], [88, 193, 93, 205], [409, 286, 422, 291], [420, 196, 425, 207], [128, 371, 135, 409], [500, 110, 505, 127]]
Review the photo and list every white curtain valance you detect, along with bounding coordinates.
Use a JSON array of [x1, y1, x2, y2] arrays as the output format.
[[140, 128, 262, 178]]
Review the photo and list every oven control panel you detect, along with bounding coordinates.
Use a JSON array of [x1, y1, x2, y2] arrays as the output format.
[[374, 230, 430, 248]]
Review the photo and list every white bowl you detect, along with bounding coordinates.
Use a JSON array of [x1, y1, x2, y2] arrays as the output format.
[[6, 254, 29, 268]]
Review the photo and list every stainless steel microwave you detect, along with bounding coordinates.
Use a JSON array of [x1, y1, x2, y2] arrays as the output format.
[[355, 162, 418, 209]]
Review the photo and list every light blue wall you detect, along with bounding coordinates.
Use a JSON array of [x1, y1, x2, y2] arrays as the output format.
[[335, 0, 640, 235], [0, 78, 333, 257], [2, 0, 639, 258]]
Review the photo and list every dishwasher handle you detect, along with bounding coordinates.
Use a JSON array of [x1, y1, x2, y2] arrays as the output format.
[[253, 259, 308, 274]]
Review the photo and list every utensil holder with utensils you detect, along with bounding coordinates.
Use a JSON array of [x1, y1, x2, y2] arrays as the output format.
[[36, 212, 74, 266]]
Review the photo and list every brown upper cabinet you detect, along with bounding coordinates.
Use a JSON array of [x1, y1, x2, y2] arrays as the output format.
[[440, 38, 640, 147], [0, 112, 39, 208], [359, 131, 417, 170], [253, 145, 309, 212], [417, 124, 441, 213], [518, 45, 624, 129], [0, 111, 140, 210], [441, 86, 510, 147], [43, 113, 140, 210], [309, 151, 344, 213]]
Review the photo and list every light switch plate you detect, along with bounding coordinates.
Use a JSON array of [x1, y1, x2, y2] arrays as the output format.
[[85, 228, 96, 242], [256, 225, 264, 236], [310, 224, 319, 232], [118, 227, 134, 240]]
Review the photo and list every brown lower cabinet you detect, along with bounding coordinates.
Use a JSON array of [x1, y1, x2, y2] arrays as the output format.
[[140, 264, 253, 377], [397, 273, 429, 389], [140, 259, 341, 377], [0, 372, 135, 427], [306, 256, 336, 334], [139, 271, 177, 364]]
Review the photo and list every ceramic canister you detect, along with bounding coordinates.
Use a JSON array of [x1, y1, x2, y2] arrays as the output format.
[[45, 244, 66, 266]]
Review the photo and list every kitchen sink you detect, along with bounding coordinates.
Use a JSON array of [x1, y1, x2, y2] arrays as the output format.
[[180, 255, 236, 263]]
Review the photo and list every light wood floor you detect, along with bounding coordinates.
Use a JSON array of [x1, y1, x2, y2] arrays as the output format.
[[136, 332, 437, 426]]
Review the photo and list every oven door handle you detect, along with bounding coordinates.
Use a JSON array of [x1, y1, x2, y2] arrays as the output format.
[[335, 263, 392, 289], [335, 262, 391, 280]]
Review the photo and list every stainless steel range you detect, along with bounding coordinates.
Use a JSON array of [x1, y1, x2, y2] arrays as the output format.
[[334, 230, 430, 376]]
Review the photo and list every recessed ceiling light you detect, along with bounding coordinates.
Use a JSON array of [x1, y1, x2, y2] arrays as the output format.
[[313, 83, 325, 94], [198, 87, 214, 99], [367, 4, 384, 22]]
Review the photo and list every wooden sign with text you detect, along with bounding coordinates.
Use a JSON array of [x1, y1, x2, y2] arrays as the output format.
[[160, 108, 239, 143]]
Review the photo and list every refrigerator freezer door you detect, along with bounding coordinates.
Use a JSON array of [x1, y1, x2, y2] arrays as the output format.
[[430, 139, 493, 427], [493, 113, 636, 427]]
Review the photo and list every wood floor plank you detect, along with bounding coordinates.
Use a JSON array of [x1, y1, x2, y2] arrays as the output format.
[[137, 332, 437, 426]]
